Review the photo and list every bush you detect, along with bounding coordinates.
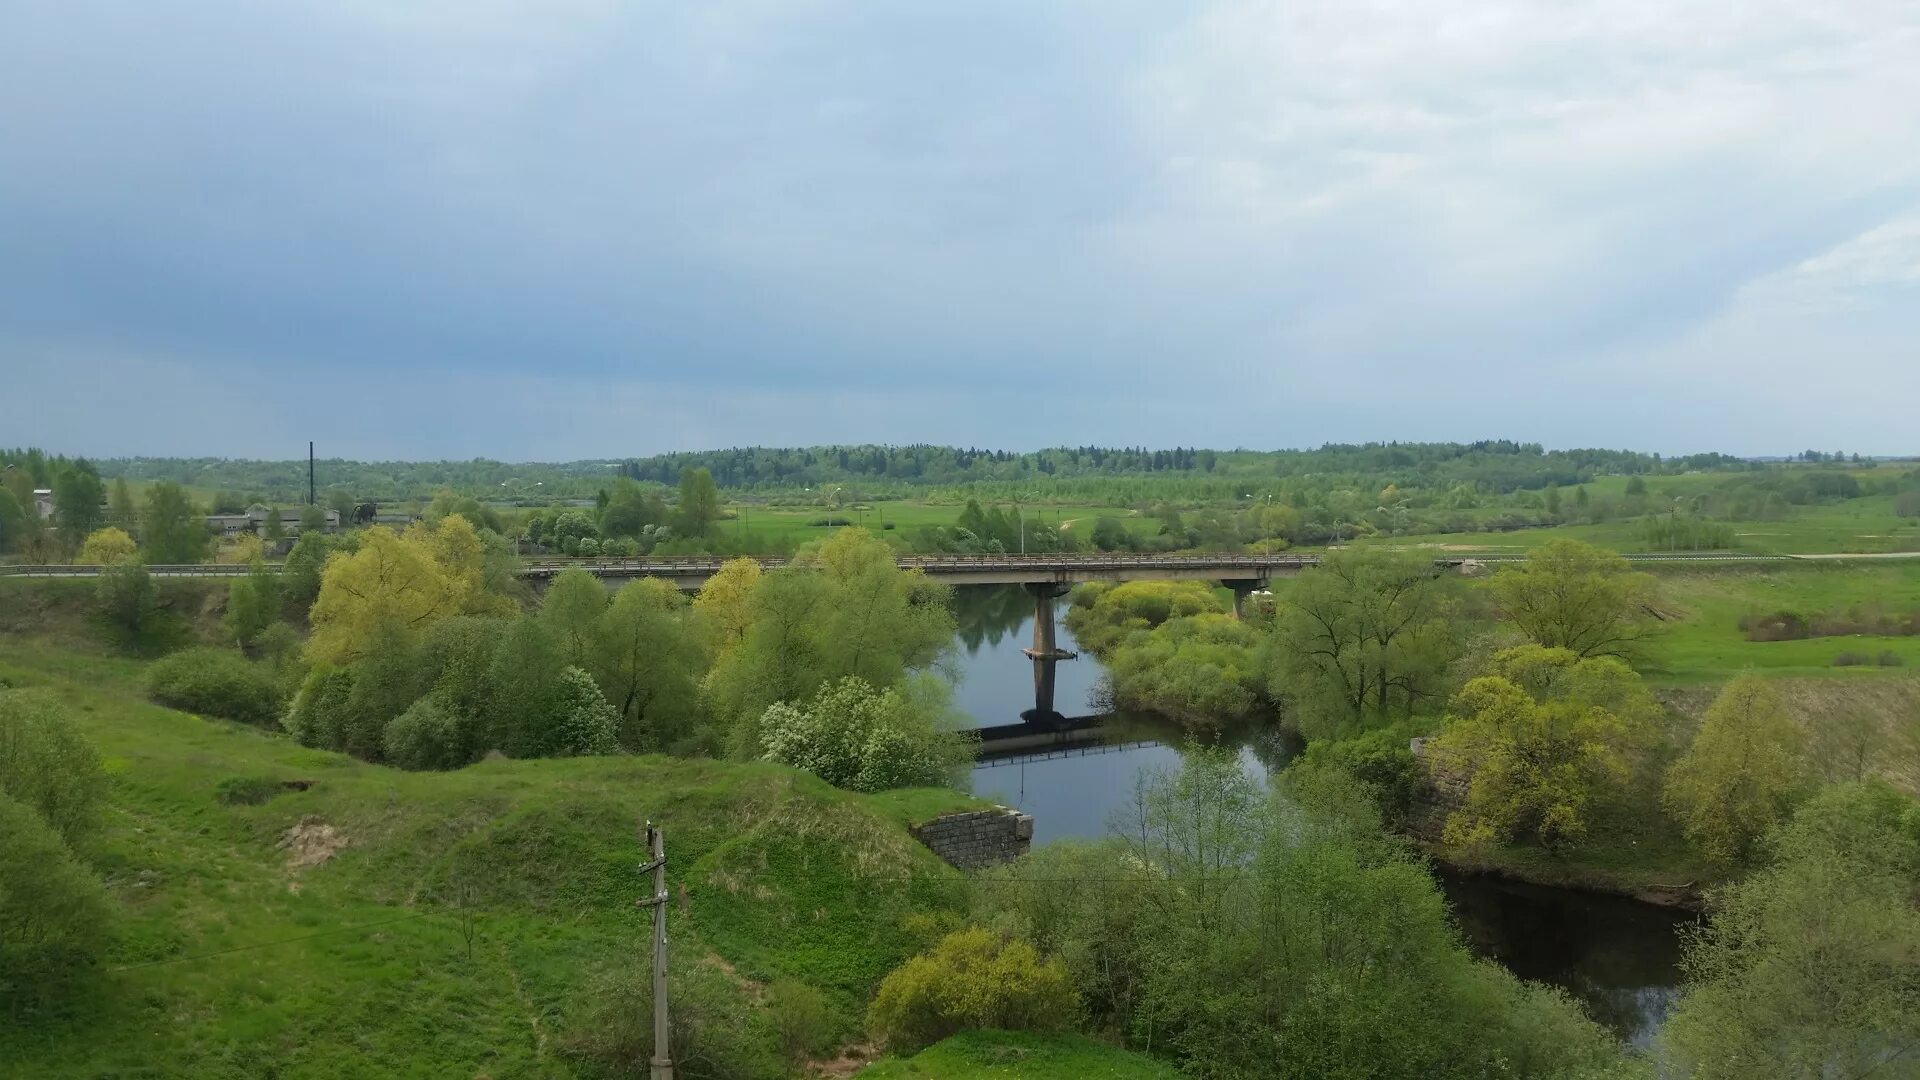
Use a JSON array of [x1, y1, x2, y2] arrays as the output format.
[[576, 537, 601, 558], [146, 647, 283, 725], [867, 928, 1079, 1053], [383, 693, 480, 771], [214, 775, 284, 806], [285, 666, 357, 749], [551, 667, 619, 757], [94, 555, 159, 646], [0, 793, 113, 1010], [1878, 651, 1905, 667], [760, 675, 972, 792], [766, 978, 834, 1070], [0, 689, 107, 845], [1833, 651, 1872, 667]]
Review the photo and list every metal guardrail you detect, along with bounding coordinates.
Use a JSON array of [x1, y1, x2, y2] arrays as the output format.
[[0, 550, 1808, 581]]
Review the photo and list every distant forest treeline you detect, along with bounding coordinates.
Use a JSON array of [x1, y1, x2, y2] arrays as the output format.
[[3, 441, 1761, 504]]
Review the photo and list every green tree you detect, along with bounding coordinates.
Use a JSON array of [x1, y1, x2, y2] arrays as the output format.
[[540, 567, 607, 667], [0, 689, 107, 845], [0, 488, 28, 554], [1490, 539, 1657, 659], [0, 792, 113, 1010], [95, 555, 159, 646], [1663, 675, 1809, 866], [1427, 647, 1658, 851], [1269, 548, 1460, 734], [550, 666, 619, 757], [485, 617, 567, 757], [298, 504, 329, 535], [262, 505, 286, 549], [1664, 781, 1920, 1078], [1543, 484, 1562, 517], [52, 461, 106, 548], [674, 467, 722, 538], [591, 580, 705, 752], [598, 478, 667, 539], [107, 477, 137, 533], [140, 481, 208, 564], [225, 557, 283, 649]]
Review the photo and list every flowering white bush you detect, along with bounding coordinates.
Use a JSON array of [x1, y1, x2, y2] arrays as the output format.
[[760, 675, 971, 792]]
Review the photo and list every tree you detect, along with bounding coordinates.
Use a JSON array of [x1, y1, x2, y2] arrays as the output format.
[[591, 579, 705, 752], [298, 504, 329, 535], [674, 467, 721, 538], [0, 793, 113, 1008], [51, 462, 105, 548], [76, 527, 137, 565], [262, 505, 286, 549], [1663, 675, 1809, 866], [107, 477, 137, 533], [1543, 484, 1562, 517], [0, 689, 107, 845], [550, 666, 619, 757], [759, 675, 971, 792], [95, 555, 158, 645], [1269, 548, 1460, 734], [1427, 647, 1658, 851], [1664, 781, 1920, 1078], [0, 488, 27, 554], [539, 567, 607, 667], [704, 529, 953, 751], [225, 557, 282, 649], [306, 520, 510, 666], [1490, 539, 1657, 659], [140, 481, 208, 564], [692, 557, 762, 658], [599, 478, 668, 539]]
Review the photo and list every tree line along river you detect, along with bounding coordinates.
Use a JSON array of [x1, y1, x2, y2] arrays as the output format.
[[946, 585, 1691, 1050]]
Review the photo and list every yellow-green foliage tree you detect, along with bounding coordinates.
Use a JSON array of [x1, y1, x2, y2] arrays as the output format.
[[75, 527, 136, 565], [702, 529, 952, 754], [692, 556, 761, 659], [1490, 539, 1657, 659], [1062, 579, 1223, 657], [215, 533, 265, 565], [867, 928, 1079, 1053], [1663, 675, 1809, 866], [1428, 646, 1658, 851], [306, 518, 512, 666]]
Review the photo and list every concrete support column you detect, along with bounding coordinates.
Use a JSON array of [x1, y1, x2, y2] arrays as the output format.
[[1023, 582, 1073, 659], [1223, 578, 1266, 620]]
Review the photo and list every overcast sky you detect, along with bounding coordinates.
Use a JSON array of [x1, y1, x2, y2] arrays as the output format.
[[3, 1, 1918, 460]]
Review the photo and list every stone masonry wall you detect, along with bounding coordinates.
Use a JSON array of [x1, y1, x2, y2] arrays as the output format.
[[910, 807, 1034, 870]]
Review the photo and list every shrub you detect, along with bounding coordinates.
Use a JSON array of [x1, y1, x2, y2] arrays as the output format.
[[214, 775, 284, 806], [766, 978, 834, 1070], [383, 693, 481, 771], [1833, 651, 1872, 668], [285, 666, 357, 749], [94, 555, 158, 645], [1878, 651, 1905, 668], [76, 527, 137, 565], [0, 689, 107, 844], [0, 793, 113, 1009], [550, 667, 619, 757], [760, 675, 972, 792], [146, 647, 283, 725], [867, 928, 1079, 1053], [576, 537, 601, 558]]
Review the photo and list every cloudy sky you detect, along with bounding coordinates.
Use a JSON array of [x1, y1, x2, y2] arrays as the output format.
[[3, 1, 1918, 460]]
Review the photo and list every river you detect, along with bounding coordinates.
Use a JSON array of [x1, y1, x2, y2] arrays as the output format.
[[947, 585, 1689, 1049]]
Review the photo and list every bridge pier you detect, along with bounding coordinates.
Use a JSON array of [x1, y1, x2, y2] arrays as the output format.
[[1222, 578, 1267, 620], [1022, 582, 1076, 661]]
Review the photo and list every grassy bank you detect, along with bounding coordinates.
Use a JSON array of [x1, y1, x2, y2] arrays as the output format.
[[856, 1030, 1182, 1079], [0, 636, 980, 1078]]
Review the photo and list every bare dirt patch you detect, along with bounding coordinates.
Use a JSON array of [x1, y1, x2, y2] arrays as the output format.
[[279, 815, 349, 869]]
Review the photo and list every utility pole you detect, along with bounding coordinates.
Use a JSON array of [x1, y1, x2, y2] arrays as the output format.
[[638, 823, 673, 1080], [308, 442, 316, 507]]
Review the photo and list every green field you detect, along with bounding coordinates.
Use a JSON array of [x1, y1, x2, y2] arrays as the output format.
[[857, 1030, 1181, 1079], [721, 500, 1155, 548], [0, 634, 979, 1078], [1643, 563, 1920, 682]]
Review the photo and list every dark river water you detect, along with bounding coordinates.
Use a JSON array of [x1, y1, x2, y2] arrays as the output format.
[[947, 586, 1690, 1049]]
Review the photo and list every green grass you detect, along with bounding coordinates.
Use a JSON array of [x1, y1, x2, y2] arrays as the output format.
[[856, 1030, 1182, 1079], [0, 636, 981, 1078], [720, 501, 1155, 548], [1356, 496, 1920, 556], [1641, 563, 1920, 683]]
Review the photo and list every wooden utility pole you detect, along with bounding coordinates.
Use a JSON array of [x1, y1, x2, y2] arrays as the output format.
[[638, 823, 673, 1080]]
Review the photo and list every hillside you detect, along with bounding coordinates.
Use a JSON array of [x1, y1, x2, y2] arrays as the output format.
[[856, 1030, 1183, 1079], [0, 636, 978, 1078]]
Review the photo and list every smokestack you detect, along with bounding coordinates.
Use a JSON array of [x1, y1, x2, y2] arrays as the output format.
[[309, 442, 315, 506]]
